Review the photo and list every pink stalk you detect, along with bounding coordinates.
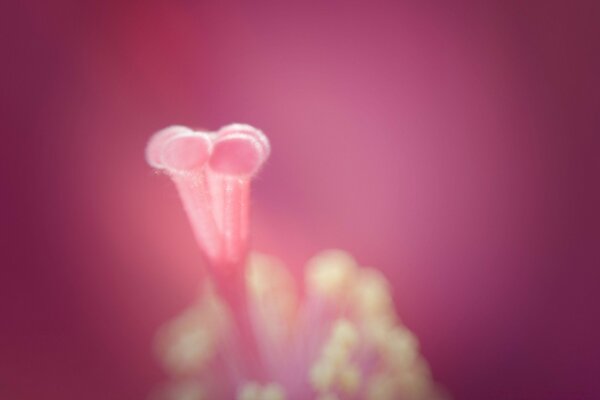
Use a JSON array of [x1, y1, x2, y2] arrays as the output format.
[[208, 124, 270, 266], [146, 126, 221, 262], [146, 123, 270, 383]]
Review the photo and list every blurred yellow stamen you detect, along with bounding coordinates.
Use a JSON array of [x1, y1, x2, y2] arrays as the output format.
[[237, 382, 286, 400], [306, 250, 358, 301]]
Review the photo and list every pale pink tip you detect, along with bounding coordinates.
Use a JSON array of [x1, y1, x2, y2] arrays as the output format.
[[209, 125, 269, 177], [218, 124, 270, 158], [145, 126, 194, 169], [161, 132, 212, 173]]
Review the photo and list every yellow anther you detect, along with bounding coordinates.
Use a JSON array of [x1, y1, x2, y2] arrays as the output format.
[[156, 302, 222, 375], [337, 364, 361, 394], [156, 280, 235, 375], [237, 382, 261, 400], [383, 327, 418, 370], [305, 250, 358, 299], [163, 327, 215, 373], [353, 268, 393, 316], [322, 341, 350, 366], [366, 373, 400, 400], [362, 314, 397, 348], [261, 383, 286, 400], [237, 382, 286, 400], [246, 253, 298, 342], [330, 319, 359, 349], [309, 360, 336, 392], [246, 253, 291, 297]]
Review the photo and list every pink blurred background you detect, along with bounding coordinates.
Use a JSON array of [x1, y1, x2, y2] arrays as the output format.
[[2, 0, 599, 399]]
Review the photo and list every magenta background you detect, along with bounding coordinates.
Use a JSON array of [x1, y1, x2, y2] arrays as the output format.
[[2, 1, 599, 399]]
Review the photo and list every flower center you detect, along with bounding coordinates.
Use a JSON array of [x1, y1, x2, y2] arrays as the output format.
[[146, 124, 447, 400]]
